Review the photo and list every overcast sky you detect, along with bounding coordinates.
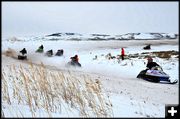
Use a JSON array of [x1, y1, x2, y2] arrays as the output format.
[[2, 2, 179, 37]]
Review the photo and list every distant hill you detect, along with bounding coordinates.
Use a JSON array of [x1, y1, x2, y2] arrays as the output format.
[[44, 32, 178, 41], [4, 32, 178, 41]]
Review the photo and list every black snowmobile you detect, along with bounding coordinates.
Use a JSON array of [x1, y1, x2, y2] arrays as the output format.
[[18, 48, 27, 60], [143, 44, 151, 50], [137, 66, 178, 84], [46, 50, 53, 57], [55, 49, 64, 56]]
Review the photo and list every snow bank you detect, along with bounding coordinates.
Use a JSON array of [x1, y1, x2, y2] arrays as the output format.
[[2, 38, 179, 117]]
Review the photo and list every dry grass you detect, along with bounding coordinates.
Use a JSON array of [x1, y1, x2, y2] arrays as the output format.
[[2, 62, 113, 117], [126, 50, 179, 59], [151, 50, 179, 58]]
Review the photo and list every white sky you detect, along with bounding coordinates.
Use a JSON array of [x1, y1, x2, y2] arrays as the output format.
[[2, 2, 179, 37]]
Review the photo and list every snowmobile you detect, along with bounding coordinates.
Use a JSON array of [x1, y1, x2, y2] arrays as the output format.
[[137, 66, 178, 84], [143, 44, 151, 50], [67, 61, 81, 67], [18, 48, 27, 60], [36, 48, 44, 53], [66, 55, 81, 67], [46, 50, 53, 57], [36, 45, 44, 53], [55, 49, 64, 56]]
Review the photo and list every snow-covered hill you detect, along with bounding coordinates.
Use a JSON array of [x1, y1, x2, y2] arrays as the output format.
[[3, 32, 178, 42], [45, 33, 177, 40], [116, 33, 178, 40], [44, 32, 178, 41]]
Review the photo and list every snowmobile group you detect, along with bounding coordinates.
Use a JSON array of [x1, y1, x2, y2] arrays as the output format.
[[17, 44, 177, 84], [18, 45, 81, 67]]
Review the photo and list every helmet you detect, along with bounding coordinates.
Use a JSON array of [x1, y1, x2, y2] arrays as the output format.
[[75, 55, 78, 57]]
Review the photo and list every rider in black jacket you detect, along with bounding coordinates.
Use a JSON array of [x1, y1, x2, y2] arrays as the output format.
[[146, 57, 160, 70], [20, 48, 27, 55]]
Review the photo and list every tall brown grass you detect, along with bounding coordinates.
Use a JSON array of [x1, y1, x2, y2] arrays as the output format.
[[2, 63, 113, 117]]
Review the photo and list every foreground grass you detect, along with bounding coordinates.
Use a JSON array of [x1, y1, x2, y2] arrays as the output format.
[[2, 62, 113, 117]]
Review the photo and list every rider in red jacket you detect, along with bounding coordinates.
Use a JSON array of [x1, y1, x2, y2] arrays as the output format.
[[71, 55, 79, 62]]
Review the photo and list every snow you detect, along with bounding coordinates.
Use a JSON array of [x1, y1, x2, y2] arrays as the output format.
[[2, 37, 179, 117], [5, 32, 177, 42], [111, 94, 164, 117], [115, 33, 177, 40], [134, 33, 157, 39]]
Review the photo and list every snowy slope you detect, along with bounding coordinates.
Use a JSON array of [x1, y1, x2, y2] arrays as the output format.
[[2, 38, 179, 117]]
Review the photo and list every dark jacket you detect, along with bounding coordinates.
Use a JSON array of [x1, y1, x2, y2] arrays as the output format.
[[146, 62, 160, 70], [20, 48, 27, 55], [56, 49, 64, 56], [39, 45, 44, 49], [71, 55, 79, 62], [47, 50, 53, 55]]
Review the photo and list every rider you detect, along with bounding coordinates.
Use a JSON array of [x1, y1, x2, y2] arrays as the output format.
[[56, 49, 64, 56], [146, 57, 160, 70], [20, 48, 27, 55], [39, 45, 44, 49], [47, 49, 53, 56], [70, 55, 81, 67], [70, 55, 79, 63]]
